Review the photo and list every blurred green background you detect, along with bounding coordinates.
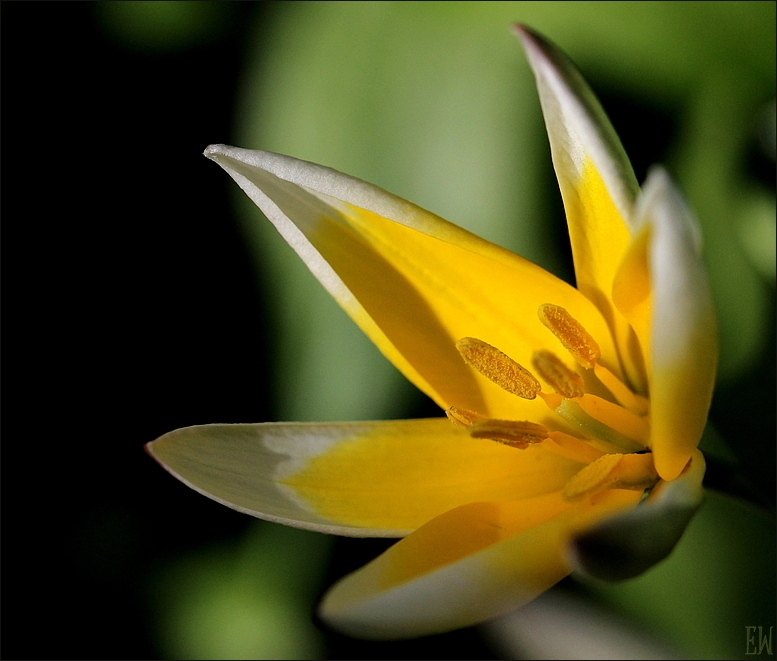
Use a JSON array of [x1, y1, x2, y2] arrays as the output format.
[[3, 2, 774, 659]]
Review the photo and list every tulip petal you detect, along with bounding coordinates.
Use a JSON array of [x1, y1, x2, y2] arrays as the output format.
[[205, 145, 621, 418], [515, 26, 644, 389], [611, 221, 652, 388], [570, 449, 705, 580], [319, 489, 641, 639], [637, 169, 717, 480], [147, 419, 587, 537]]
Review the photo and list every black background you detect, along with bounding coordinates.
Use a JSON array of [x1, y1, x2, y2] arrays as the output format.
[[4, 2, 271, 658]]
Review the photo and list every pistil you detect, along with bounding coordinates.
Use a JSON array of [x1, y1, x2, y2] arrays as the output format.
[[552, 398, 646, 454]]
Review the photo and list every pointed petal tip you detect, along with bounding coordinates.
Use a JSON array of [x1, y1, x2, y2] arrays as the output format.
[[510, 22, 529, 37], [203, 143, 228, 160], [511, 23, 543, 46], [510, 23, 562, 67], [638, 165, 703, 253], [317, 598, 402, 641]]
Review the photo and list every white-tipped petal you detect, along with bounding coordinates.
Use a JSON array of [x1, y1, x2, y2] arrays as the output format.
[[319, 490, 641, 639], [514, 25, 639, 231], [147, 422, 400, 537], [204, 144, 621, 418], [147, 419, 586, 538], [515, 26, 644, 387], [320, 498, 573, 639], [637, 169, 717, 480]]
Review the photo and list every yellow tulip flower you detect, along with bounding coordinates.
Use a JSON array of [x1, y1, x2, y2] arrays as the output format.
[[148, 25, 717, 639]]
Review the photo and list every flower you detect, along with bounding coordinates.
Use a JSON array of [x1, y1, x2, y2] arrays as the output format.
[[147, 25, 717, 639]]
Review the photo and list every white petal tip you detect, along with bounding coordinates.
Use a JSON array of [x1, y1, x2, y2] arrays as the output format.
[[638, 166, 703, 253], [511, 24, 567, 75], [203, 143, 229, 160]]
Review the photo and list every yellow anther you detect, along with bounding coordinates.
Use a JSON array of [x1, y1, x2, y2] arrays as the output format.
[[456, 337, 540, 400], [445, 406, 486, 428], [468, 418, 549, 449], [532, 350, 585, 398], [563, 453, 624, 501], [562, 452, 659, 501], [538, 304, 600, 369]]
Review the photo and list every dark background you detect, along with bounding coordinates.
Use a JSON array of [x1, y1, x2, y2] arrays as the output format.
[[3, 2, 270, 658], [2, 3, 774, 659], [3, 3, 498, 658]]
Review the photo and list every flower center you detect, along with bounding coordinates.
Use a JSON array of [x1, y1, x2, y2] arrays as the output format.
[[449, 303, 658, 501]]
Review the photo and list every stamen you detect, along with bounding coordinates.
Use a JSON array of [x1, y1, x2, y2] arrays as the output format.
[[532, 350, 585, 398], [468, 418, 548, 449], [538, 304, 600, 369], [552, 398, 646, 454], [456, 337, 540, 400], [593, 363, 649, 415], [548, 431, 606, 464], [445, 405, 486, 428], [563, 452, 659, 501], [563, 453, 623, 501], [576, 394, 650, 445]]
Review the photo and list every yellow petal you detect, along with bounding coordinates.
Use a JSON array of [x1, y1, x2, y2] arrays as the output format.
[[516, 26, 643, 390], [611, 222, 652, 391], [284, 418, 587, 532], [637, 169, 717, 480], [147, 419, 586, 537], [319, 489, 640, 639], [205, 145, 621, 417]]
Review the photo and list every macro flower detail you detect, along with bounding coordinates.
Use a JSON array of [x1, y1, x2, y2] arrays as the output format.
[[147, 25, 717, 639]]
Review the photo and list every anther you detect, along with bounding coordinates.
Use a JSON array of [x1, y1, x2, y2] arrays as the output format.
[[445, 406, 486, 428], [563, 453, 624, 501], [468, 419, 549, 449], [562, 452, 659, 501], [532, 350, 585, 398], [538, 304, 600, 369], [456, 337, 540, 399]]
